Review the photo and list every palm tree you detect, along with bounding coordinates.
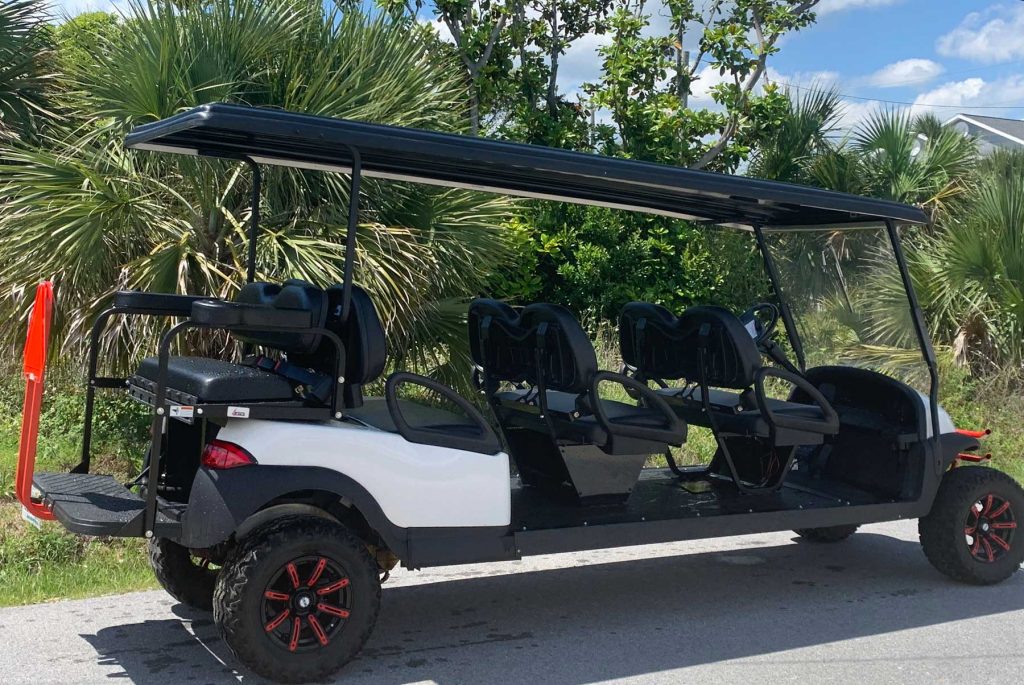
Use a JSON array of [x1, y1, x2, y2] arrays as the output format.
[[0, 0, 512, 379], [856, 149, 1024, 376], [0, 0, 52, 141]]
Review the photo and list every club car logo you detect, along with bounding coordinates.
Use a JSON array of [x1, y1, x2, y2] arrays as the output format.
[[227, 406, 251, 419]]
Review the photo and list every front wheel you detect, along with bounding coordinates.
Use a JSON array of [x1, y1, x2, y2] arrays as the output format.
[[920, 466, 1024, 585], [213, 515, 381, 684]]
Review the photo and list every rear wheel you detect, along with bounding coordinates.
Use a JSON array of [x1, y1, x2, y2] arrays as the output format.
[[148, 537, 218, 611], [794, 524, 859, 543], [920, 466, 1024, 585], [213, 515, 381, 684]]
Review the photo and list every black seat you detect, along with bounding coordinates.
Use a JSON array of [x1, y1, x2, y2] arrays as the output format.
[[470, 299, 686, 501], [129, 280, 501, 453], [133, 356, 296, 404], [130, 280, 386, 408], [619, 301, 839, 492]]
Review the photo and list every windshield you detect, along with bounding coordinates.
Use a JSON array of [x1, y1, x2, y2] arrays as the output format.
[[764, 227, 932, 394]]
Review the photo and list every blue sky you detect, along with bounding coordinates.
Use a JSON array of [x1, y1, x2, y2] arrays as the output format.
[[52, 1, 1024, 127]]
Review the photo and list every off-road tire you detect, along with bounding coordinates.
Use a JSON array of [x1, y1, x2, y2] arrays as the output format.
[[920, 466, 1024, 585], [794, 524, 859, 543], [213, 515, 381, 684], [148, 537, 218, 611]]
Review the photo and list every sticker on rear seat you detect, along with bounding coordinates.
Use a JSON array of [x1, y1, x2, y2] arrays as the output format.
[[227, 406, 250, 418], [170, 405, 194, 419]]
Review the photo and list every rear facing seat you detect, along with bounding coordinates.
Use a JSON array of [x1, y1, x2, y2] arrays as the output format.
[[127, 280, 500, 453]]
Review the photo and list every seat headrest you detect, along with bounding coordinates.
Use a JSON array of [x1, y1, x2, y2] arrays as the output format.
[[468, 299, 597, 395], [619, 302, 761, 389], [234, 279, 328, 355]]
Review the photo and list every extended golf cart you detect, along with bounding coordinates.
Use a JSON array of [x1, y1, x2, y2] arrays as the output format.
[[16, 104, 1024, 683]]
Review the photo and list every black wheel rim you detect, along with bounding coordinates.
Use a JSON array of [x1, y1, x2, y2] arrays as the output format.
[[964, 493, 1017, 563], [261, 555, 352, 653]]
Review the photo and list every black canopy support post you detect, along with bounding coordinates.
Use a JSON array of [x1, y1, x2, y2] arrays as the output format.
[[341, 146, 362, 322], [884, 219, 942, 463], [752, 224, 806, 372], [245, 157, 261, 284]]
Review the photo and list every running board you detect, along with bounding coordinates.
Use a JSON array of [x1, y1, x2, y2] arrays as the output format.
[[32, 472, 183, 538]]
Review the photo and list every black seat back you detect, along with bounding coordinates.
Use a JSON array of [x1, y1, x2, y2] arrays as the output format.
[[468, 299, 597, 394], [519, 303, 597, 394], [620, 302, 760, 389], [234, 280, 386, 407]]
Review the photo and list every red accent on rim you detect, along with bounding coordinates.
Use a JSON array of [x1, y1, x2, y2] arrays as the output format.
[[286, 563, 301, 589], [317, 603, 350, 619], [307, 615, 329, 646], [288, 617, 302, 652], [316, 577, 350, 595], [16, 282, 56, 520], [965, 493, 1016, 564], [265, 609, 291, 632], [307, 558, 327, 587], [264, 590, 290, 602]]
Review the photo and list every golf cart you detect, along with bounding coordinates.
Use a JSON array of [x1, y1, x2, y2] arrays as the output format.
[[15, 104, 1023, 684]]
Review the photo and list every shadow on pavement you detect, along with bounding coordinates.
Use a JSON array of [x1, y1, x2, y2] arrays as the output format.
[[80, 532, 1024, 684]]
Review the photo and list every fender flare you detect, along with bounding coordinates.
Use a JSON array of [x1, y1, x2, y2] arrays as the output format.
[[180, 465, 409, 557]]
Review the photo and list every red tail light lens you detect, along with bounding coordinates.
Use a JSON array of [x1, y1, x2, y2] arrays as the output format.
[[201, 439, 257, 469]]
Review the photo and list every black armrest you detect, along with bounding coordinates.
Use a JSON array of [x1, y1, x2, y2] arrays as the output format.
[[754, 367, 840, 434], [590, 370, 687, 445], [190, 300, 314, 330], [112, 291, 212, 315], [384, 372, 502, 455]]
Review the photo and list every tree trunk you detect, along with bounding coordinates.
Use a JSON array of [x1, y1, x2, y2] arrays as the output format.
[[469, 73, 480, 136]]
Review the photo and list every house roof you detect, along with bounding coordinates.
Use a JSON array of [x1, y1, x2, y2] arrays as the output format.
[[945, 113, 1024, 147], [125, 103, 929, 231]]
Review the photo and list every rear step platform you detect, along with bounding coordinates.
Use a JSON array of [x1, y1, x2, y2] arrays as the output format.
[[32, 472, 182, 538]]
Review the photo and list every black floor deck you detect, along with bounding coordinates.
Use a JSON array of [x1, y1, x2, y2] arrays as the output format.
[[512, 467, 882, 532]]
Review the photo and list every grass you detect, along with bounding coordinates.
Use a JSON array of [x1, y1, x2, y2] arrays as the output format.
[[0, 366, 155, 608]]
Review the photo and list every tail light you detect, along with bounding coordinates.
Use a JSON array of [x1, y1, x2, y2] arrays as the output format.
[[201, 439, 257, 469]]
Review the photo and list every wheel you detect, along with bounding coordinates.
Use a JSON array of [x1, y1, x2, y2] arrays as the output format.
[[794, 524, 859, 543], [920, 466, 1024, 585], [213, 515, 381, 684], [148, 537, 218, 611]]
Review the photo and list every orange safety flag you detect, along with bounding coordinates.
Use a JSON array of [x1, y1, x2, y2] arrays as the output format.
[[16, 282, 56, 520]]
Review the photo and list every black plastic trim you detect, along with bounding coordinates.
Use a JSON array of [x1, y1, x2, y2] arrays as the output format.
[[384, 372, 502, 455]]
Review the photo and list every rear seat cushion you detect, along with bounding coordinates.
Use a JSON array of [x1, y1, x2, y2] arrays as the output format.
[[133, 357, 296, 403]]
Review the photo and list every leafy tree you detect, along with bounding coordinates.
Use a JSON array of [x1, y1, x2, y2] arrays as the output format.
[[0, 0, 512, 380], [52, 11, 122, 78], [0, 0, 53, 142], [586, 0, 818, 171], [385, 1, 520, 136]]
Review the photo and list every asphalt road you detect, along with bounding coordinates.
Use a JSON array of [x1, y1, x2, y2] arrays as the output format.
[[1, 520, 1022, 685]]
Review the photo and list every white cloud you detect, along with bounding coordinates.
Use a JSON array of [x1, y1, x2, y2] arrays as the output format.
[[936, 4, 1024, 64], [910, 74, 1024, 118], [864, 58, 944, 88], [557, 31, 613, 94], [836, 99, 886, 130], [816, 0, 903, 18]]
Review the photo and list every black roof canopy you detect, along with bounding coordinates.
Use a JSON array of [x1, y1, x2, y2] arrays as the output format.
[[125, 103, 928, 231]]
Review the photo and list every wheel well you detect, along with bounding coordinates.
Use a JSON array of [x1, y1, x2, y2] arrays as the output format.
[[239, 490, 383, 551]]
